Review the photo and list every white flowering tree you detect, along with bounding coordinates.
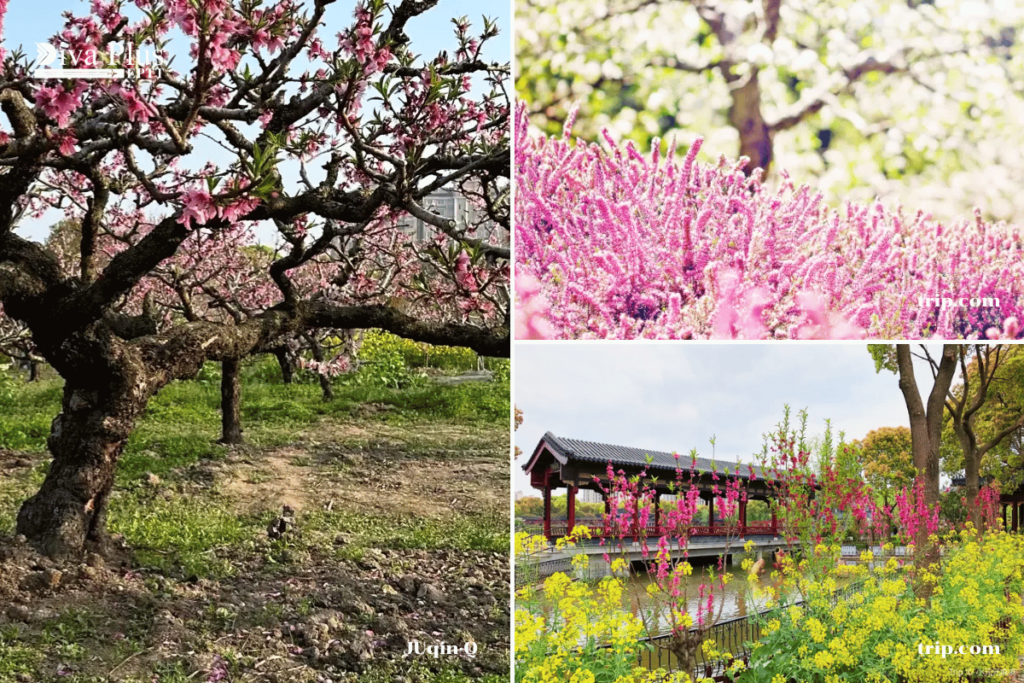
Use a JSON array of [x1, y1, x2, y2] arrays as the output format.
[[517, 0, 1024, 222]]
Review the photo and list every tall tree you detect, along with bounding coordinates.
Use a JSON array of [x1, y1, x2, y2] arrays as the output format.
[[942, 345, 1024, 527], [870, 344, 956, 593], [0, 0, 509, 558]]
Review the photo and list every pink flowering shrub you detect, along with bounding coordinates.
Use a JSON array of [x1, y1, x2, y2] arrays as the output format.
[[514, 272, 554, 339], [894, 478, 941, 543], [515, 103, 1024, 339], [594, 453, 744, 674]]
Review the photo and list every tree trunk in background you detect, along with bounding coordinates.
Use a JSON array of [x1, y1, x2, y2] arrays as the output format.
[[306, 334, 334, 401], [16, 380, 144, 559], [962, 443, 981, 529], [274, 347, 294, 384], [727, 67, 773, 175], [220, 358, 243, 444], [29, 361, 39, 382]]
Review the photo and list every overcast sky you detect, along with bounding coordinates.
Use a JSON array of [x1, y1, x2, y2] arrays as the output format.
[[514, 342, 950, 496]]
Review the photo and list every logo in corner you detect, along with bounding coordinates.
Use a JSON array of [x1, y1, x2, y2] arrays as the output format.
[[35, 43, 57, 69]]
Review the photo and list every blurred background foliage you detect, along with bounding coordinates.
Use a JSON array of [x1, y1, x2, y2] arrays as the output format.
[[517, 0, 1024, 222]]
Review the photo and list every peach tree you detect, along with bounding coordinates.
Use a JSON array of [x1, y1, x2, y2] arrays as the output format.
[[0, 0, 509, 558]]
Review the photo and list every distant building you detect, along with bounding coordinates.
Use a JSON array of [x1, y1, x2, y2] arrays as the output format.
[[398, 186, 507, 244]]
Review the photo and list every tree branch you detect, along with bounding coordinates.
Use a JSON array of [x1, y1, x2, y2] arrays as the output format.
[[769, 54, 906, 133]]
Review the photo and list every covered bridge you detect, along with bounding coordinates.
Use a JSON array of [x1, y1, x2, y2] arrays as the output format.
[[523, 432, 794, 540]]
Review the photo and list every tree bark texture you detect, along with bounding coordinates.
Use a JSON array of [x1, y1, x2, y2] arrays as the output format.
[[220, 358, 244, 444], [274, 347, 295, 384], [895, 344, 956, 597], [16, 334, 151, 559]]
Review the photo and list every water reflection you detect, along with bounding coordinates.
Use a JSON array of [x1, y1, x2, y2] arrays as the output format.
[[621, 560, 797, 635]]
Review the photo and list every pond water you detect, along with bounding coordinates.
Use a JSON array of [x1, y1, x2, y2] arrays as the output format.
[[522, 552, 859, 677], [620, 560, 795, 635]]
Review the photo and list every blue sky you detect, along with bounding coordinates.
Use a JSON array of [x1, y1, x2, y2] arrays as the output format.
[[4, 0, 510, 243], [514, 342, 946, 496]]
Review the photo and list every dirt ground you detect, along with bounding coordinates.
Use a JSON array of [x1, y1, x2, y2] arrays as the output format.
[[0, 414, 510, 683]]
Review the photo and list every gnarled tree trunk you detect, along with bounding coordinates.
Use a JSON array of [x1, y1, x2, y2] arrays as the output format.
[[16, 347, 150, 559]]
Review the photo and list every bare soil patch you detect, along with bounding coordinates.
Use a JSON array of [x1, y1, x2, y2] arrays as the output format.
[[0, 416, 509, 683]]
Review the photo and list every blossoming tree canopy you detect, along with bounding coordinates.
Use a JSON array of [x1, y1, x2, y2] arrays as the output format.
[[514, 103, 1023, 340], [0, 0, 510, 558]]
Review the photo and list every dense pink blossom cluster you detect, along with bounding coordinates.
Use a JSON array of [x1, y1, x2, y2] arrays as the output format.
[[1, 0, 508, 374], [895, 479, 941, 541], [514, 103, 1024, 339], [514, 273, 554, 339]]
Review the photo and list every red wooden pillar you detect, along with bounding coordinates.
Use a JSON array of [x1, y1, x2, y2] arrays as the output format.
[[603, 492, 611, 536], [708, 495, 715, 531], [543, 480, 552, 540], [770, 507, 778, 535], [654, 492, 661, 534], [567, 485, 577, 535], [633, 495, 640, 537], [739, 498, 747, 536]]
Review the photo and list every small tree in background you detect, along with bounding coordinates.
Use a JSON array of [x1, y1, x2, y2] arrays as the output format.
[[941, 345, 1024, 527], [857, 426, 915, 522]]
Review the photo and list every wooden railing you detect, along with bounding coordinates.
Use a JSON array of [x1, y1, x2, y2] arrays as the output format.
[[524, 519, 781, 540], [638, 579, 868, 681]]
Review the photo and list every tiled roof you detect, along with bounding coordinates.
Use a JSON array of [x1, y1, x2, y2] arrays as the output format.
[[535, 432, 767, 479]]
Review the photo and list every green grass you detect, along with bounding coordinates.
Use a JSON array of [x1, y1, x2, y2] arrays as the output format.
[[109, 491, 257, 578], [293, 508, 509, 558], [0, 380, 61, 451], [0, 626, 40, 681], [0, 360, 509, 569], [0, 461, 45, 536], [352, 512, 508, 553], [0, 360, 508, 481]]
